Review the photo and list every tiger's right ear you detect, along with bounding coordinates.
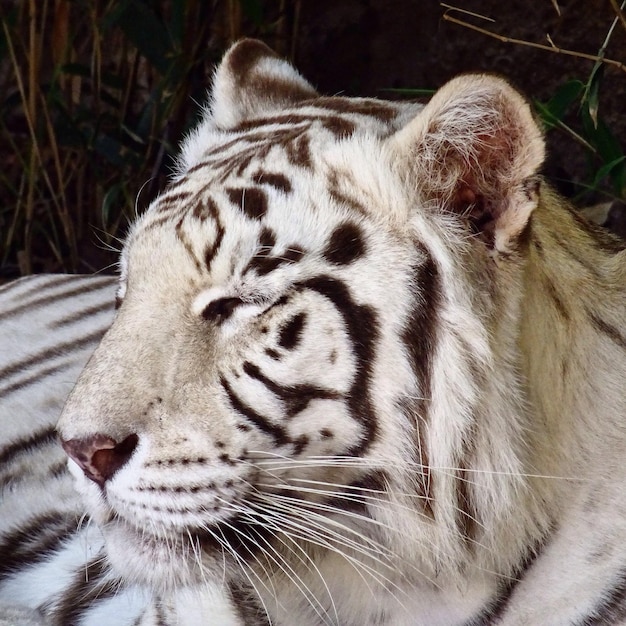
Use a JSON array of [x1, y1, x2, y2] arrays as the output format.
[[391, 74, 545, 253], [210, 38, 319, 128]]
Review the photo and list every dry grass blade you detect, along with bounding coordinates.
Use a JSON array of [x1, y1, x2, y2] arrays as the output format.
[[439, 3, 494, 23], [609, 0, 626, 32], [441, 6, 626, 74]]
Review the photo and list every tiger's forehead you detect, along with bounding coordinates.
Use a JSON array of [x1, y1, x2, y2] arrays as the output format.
[[134, 95, 420, 232], [121, 97, 425, 293], [182, 96, 415, 180]]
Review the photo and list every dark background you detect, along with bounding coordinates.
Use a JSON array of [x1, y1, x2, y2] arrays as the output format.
[[1, 0, 624, 278]]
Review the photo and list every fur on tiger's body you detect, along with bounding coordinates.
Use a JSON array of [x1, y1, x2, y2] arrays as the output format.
[[1, 38, 626, 625]]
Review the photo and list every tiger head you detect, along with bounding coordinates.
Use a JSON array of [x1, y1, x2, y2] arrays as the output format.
[[57, 39, 548, 606]]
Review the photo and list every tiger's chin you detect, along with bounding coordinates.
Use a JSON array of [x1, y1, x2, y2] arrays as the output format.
[[102, 519, 226, 592]]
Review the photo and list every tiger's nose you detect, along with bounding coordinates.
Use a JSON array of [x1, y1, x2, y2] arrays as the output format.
[[61, 433, 139, 486]]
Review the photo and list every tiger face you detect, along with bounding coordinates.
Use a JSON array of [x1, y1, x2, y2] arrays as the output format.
[[57, 39, 548, 618]]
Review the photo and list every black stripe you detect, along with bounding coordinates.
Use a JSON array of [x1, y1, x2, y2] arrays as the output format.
[[588, 311, 626, 350], [252, 171, 292, 193], [244, 255, 286, 276], [236, 113, 357, 138], [139, 207, 189, 233], [242, 361, 340, 418], [175, 216, 203, 273], [155, 190, 193, 212], [282, 245, 306, 263], [307, 96, 399, 121], [0, 274, 78, 298], [398, 398, 432, 516], [328, 174, 368, 215], [49, 459, 69, 479], [542, 275, 570, 321], [295, 275, 379, 454], [0, 426, 58, 467], [226, 187, 268, 220], [0, 359, 73, 397], [154, 600, 173, 626], [200, 130, 288, 160], [325, 470, 388, 514], [464, 534, 550, 625], [0, 512, 78, 581], [455, 453, 480, 544], [0, 278, 114, 321], [0, 454, 69, 490], [551, 230, 604, 279], [194, 198, 225, 273], [0, 327, 107, 382], [579, 568, 626, 625], [228, 580, 272, 626], [234, 113, 326, 132], [402, 252, 441, 512], [49, 300, 114, 329], [323, 222, 366, 265], [402, 253, 440, 406], [569, 206, 626, 255], [277, 312, 307, 350], [284, 134, 312, 169], [220, 377, 290, 445], [258, 227, 277, 250], [51, 556, 121, 626]]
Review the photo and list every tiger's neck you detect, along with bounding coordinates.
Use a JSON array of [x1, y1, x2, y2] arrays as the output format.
[[520, 188, 626, 487]]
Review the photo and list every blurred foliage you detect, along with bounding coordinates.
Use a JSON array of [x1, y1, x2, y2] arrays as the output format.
[[441, 1, 626, 208], [0, 0, 293, 278], [0, 1, 623, 278], [536, 68, 625, 203]]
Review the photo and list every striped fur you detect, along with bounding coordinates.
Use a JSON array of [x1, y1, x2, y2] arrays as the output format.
[[2, 39, 626, 625]]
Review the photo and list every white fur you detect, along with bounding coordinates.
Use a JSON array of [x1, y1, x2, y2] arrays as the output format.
[[2, 40, 626, 625]]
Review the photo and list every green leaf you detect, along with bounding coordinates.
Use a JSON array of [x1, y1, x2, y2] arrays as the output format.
[[101, 182, 124, 226], [105, 0, 173, 75], [591, 155, 626, 186], [582, 64, 604, 129], [581, 109, 623, 164], [536, 80, 584, 128]]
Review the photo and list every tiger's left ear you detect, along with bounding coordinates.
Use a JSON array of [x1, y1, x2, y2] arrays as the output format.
[[392, 74, 545, 252]]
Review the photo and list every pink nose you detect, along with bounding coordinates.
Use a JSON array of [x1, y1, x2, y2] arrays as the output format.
[[61, 433, 139, 486]]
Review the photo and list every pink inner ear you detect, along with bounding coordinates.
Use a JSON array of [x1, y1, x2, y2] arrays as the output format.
[[452, 182, 486, 220], [450, 182, 499, 243], [456, 185, 477, 207]]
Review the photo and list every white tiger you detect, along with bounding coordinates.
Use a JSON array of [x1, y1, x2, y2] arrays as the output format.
[[1, 38, 626, 625]]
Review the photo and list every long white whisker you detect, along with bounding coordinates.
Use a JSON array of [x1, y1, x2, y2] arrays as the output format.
[[267, 528, 341, 625], [245, 452, 582, 481], [250, 500, 414, 603], [213, 522, 276, 625], [246, 525, 337, 625]]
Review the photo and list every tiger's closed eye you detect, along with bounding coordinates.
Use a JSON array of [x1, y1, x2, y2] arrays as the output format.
[[201, 297, 244, 323]]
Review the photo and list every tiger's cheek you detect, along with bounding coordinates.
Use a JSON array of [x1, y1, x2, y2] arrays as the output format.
[[222, 289, 362, 458]]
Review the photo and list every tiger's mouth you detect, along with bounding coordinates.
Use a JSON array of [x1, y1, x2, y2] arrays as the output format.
[[100, 504, 274, 590], [100, 514, 234, 589]]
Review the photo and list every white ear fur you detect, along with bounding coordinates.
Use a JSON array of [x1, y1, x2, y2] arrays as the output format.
[[210, 38, 318, 128], [176, 39, 319, 175], [392, 74, 545, 251]]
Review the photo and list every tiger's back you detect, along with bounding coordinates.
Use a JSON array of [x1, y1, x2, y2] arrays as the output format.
[[1, 39, 626, 626]]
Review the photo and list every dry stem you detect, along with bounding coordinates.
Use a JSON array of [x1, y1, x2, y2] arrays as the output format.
[[441, 9, 626, 75], [609, 0, 626, 32]]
